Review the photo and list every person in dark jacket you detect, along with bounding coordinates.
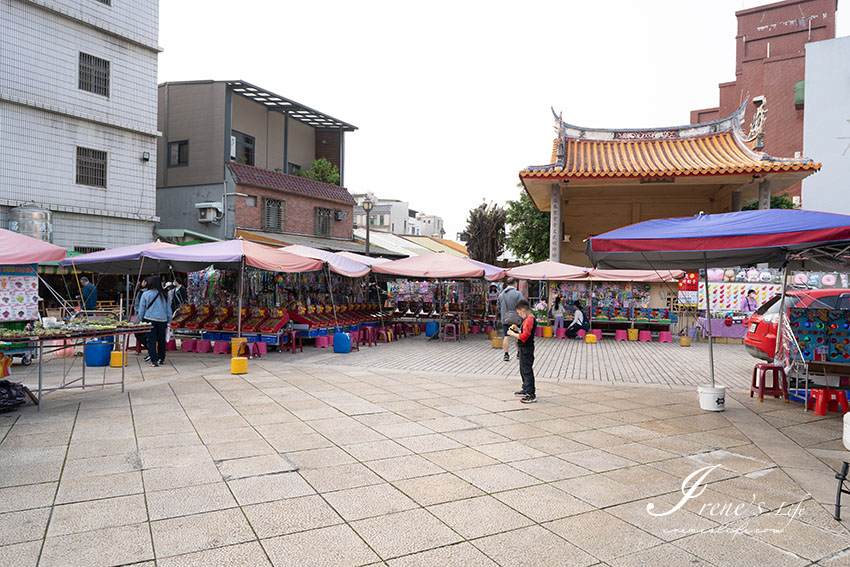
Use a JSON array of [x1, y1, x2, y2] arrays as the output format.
[[133, 278, 149, 359], [138, 276, 172, 367], [78, 277, 97, 311], [507, 299, 537, 403], [498, 279, 525, 361]]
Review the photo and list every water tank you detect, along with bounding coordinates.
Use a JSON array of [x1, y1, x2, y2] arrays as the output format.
[[9, 205, 53, 242]]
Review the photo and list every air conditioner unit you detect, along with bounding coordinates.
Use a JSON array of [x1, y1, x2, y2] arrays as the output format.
[[334, 210, 347, 221], [195, 201, 223, 223]]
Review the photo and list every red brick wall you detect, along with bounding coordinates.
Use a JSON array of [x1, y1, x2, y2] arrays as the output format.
[[315, 131, 342, 174], [690, 0, 837, 199], [233, 183, 353, 239]]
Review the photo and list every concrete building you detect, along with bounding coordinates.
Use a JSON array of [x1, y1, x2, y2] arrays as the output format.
[[0, 0, 160, 251], [156, 80, 357, 243], [417, 213, 445, 238], [352, 194, 424, 235], [802, 35, 850, 215], [691, 0, 837, 202]]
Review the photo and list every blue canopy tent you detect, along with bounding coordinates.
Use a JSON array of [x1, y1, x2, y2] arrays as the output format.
[[586, 209, 850, 401]]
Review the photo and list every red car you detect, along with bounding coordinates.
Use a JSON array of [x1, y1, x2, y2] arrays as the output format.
[[745, 288, 850, 361]]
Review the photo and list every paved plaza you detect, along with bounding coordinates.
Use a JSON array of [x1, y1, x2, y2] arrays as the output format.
[[1, 336, 850, 566]]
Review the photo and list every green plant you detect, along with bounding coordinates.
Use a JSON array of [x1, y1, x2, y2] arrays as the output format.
[[505, 187, 550, 262], [742, 192, 796, 211], [465, 201, 506, 265], [293, 158, 340, 185]]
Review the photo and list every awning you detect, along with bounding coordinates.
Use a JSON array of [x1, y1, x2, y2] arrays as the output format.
[[141, 239, 323, 273], [372, 252, 505, 280], [237, 229, 400, 258], [506, 261, 588, 280], [336, 251, 392, 266], [281, 244, 369, 278], [0, 229, 66, 264], [61, 240, 178, 274]]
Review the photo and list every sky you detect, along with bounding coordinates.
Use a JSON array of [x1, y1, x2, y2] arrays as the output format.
[[158, 0, 846, 240]]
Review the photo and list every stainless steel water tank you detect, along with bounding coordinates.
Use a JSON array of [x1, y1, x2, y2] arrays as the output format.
[[9, 205, 53, 242]]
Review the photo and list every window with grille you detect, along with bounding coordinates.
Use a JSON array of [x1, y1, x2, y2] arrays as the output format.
[[76, 147, 107, 187], [314, 207, 332, 236], [74, 246, 105, 254], [263, 198, 284, 232], [232, 131, 255, 166], [78, 53, 110, 97], [168, 140, 189, 167], [96, 0, 111, 5]]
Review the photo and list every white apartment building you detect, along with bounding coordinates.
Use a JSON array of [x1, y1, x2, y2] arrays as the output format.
[[353, 194, 435, 236], [0, 0, 160, 251], [417, 213, 444, 238]]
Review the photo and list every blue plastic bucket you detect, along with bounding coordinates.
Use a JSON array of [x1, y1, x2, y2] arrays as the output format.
[[425, 321, 439, 338], [85, 340, 113, 367], [333, 332, 352, 353]]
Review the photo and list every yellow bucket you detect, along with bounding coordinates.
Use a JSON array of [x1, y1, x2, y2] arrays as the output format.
[[585, 333, 597, 344], [542, 326, 553, 338], [231, 337, 248, 357], [680, 336, 691, 347], [491, 337, 502, 349], [231, 356, 248, 374], [487, 330, 497, 340], [627, 328, 639, 341], [109, 351, 124, 367]]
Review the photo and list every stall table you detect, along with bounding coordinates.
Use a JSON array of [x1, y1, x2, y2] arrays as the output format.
[[698, 317, 748, 340]]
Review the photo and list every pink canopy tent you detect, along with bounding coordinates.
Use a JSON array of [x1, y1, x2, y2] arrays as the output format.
[[60, 240, 178, 274], [336, 251, 392, 266], [0, 229, 66, 264], [505, 261, 588, 280], [588, 269, 683, 282], [281, 244, 370, 278], [372, 252, 505, 280]]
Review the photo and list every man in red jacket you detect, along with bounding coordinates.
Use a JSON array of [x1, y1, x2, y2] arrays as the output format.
[[507, 299, 537, 403]]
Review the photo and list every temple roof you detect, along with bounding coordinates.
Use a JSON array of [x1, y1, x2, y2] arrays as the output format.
[[520, 101, 820, 180]]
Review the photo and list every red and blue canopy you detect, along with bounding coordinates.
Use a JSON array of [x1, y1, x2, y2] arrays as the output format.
[[587, 210, 850, 270]]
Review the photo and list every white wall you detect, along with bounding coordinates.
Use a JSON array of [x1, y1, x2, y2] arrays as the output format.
[[803, 36, 850, 214]]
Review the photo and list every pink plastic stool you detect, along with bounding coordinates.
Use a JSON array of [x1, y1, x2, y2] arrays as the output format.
[[375, 328, 393, 343], [591, 329, 602, 341], [315, 335, 331, 348], [195, 340, 212, 353], [213, 341, 230, 354], [658, 331, 673, 343], [639, 330, 652, 342], [556, 328, 567, 339], [166, 339, 177, 351], [181, 339, 196, 353], [577, 329, 587, 339], [442, 323, 458, 342], [251, 342, 267, 357], [615, 329, 628, 341], [470, 325, 480, 334], [535, 326, 544, 337], [483, 325, 494, 334]]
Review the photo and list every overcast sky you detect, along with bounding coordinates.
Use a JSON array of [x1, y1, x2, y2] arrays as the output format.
[[159, 1, 846, 239]]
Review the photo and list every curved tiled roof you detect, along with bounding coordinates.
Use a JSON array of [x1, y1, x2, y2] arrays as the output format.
[[229, 163, 355, 205], [522, 131, 820, 179]]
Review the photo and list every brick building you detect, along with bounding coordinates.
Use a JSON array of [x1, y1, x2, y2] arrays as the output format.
[[0, 0, 160, 251], [691, 0, 837, 201], [156, 80, 360, 247]]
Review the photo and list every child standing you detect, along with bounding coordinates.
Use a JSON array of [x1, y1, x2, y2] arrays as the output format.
[[551, 295, 566, 333], [507, 299, 537, 403]]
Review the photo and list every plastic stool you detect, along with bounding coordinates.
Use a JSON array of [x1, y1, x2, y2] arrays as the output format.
[[807, 389, 849, 416], [213, 341, 230, 355], [590, 329, 602, 341], [195, 340, 212, 353], [231, 357, 247, 375], [361, 326, 377, 347], [285, 330, 302, 354], [166, 339, 177, 351], [615, 329, 628, 341], [639, 330, 652, 342], [577, 329, 587, 339], [535, 326, 544, 337], [483, 326, 494, 334], [750, 363, 789, 403], [181, 339, 196, 353], [628, 328, 639, 341], [315, 335, 331, 348], [585, 333, 597, 344], [375, 328, 393, 343], [443, 323, 458, 342], [470, 325, 480, 334], [556, 328, 567, 339], [658, 331, 673, 343]]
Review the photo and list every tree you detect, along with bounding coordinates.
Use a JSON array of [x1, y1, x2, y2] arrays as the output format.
[[465, 202, 506, 265], [505, 188, 550, 262], [293, 158, 341, 185], [742, 192, 795, 211]]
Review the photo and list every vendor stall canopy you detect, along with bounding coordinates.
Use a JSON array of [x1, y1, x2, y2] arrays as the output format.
[[0, 228, 66, 264], [140, 239, 323, 273], [281, 244, 369, 278], [586, 209, 850, 270], [335, 251, 392, 266], [372, 252, 505, 280], [505, 260, 681, 282], [61, 240, 178, 274]]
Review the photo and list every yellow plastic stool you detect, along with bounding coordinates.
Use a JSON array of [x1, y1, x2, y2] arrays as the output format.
[[487, 330, 497, 340], [627, 328, 639, 341], [585, 333, 597, 344], [231, 337, 248, 357], [231, 356, 248, 374], [109, 351, 124, 367], [542, 326, 554, 338], [491, 337, 502, 349], [680, 336, 691, 347]]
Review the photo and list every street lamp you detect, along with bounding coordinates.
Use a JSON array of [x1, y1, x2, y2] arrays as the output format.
[[363, 196, 374, 257]]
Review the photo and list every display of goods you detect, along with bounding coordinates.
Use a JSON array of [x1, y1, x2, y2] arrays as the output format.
[[171, 304, 196, 328], [828, 310, 850, 362], [593, 307, 609, 321], [697, 283, 781, 311], [0, 267, 39, 322], [242, 308, 269, 332], [184, 306, 214, 329], [790, 308, 829, 361], [259, 308, 289, 333], [221, 308, 248, 332], [609, 307, 629, 321]]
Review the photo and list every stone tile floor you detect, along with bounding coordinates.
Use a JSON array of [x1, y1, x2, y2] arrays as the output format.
[[1, 336, 849, 566]]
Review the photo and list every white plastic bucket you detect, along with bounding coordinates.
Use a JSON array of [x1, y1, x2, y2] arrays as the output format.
[[843, 413, 850, 452], [698, 385, 726, 412]]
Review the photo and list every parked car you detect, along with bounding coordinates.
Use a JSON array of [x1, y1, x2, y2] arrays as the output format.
[[745, 288, 850, 361]]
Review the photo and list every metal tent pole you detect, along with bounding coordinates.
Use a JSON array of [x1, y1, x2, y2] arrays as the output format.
[[774, 262, 790, 361], [703, 254, 716, 388], [237, 257, 245, 338]]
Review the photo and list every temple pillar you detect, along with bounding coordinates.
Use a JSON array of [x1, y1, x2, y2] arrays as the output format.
[[549, 183, 561, 262], [731, 190, 742, 212], [758, 179, 771, 210]]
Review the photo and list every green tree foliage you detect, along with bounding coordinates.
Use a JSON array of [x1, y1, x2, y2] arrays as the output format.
[[294, 158, 341, 185], [505, 189, 550, 262], [742, 192, 796, 211], [465, 202, 506, 265]]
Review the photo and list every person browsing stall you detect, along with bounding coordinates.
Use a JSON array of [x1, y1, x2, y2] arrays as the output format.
[[499, 279, 525, 362], [506, 299, 537, 403], [740, 289, 758, 312], [77, 277, 97, 311], [565, 300, 588, 339], [551, 295, 566, 333], [137, 276, 172, 368]]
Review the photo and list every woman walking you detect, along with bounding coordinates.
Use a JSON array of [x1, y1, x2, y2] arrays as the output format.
[[137, 276, 172, 367]]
